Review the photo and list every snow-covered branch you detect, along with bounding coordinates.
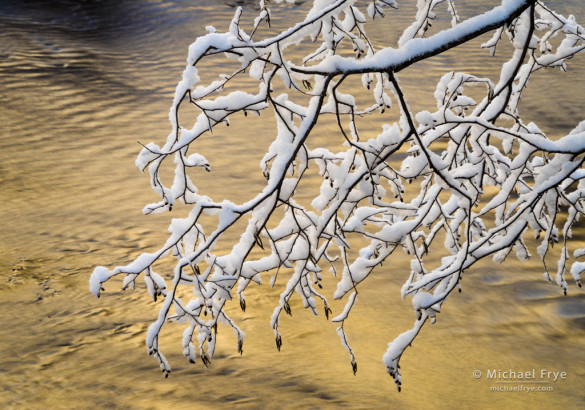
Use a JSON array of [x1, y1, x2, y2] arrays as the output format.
[[91, 0, 585, 389]]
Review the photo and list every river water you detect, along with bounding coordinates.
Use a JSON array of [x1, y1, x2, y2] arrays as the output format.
[[1, 1, 585, 408]]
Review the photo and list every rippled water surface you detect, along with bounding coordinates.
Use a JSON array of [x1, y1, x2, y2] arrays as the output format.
[[2, 1, 585, 408]]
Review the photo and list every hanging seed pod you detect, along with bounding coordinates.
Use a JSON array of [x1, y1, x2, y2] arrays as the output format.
[[275, 334, 282, 351], [324, 306, 332, 320], [283, 301, 292, 316]]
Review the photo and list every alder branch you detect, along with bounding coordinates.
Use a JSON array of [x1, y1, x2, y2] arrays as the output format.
[[90, 0, 585, 389]]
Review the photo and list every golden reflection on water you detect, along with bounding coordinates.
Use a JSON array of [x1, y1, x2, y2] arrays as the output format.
[[1, 1, 585, 408]]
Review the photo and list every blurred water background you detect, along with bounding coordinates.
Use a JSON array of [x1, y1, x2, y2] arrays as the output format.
[[1, 0, 585, 408]]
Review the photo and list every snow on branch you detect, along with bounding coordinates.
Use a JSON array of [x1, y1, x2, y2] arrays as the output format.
[[91, 0, 585, 388]]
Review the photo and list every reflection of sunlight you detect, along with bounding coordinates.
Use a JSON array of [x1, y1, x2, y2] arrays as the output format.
[[222, 0, 307, 10], [2, 0, 585, 408], [223, 0, 262, 9]]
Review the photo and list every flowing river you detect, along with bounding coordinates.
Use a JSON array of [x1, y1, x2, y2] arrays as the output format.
[[1, 1, 585, 408]]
